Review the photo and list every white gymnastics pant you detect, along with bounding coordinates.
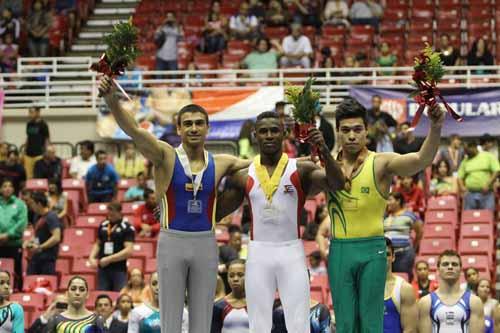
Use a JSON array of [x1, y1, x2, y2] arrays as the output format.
[[245, 239, 311, 333]]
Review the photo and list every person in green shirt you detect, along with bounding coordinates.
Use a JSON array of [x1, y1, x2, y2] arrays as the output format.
[[0, 178, 28, 290], [375, 42, 397, 76], [458, 140, 499, 211], [242, 38, 282, 78]]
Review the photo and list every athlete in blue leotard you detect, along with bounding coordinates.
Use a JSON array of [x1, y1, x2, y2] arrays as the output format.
[[0, 271, 23, 333]]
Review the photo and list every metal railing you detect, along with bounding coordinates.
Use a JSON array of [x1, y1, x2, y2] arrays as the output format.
[[3, 57, 500, 111]]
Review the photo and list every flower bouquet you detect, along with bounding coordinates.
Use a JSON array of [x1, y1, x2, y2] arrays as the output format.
[[90, 18, 140, 100], [409, 43, 462, 129]]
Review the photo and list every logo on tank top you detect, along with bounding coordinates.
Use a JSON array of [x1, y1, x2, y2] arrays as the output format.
[[283, 184, 294, 194], [185, 183, 203, 191], [361, 186, 370, 194], [445, 311, 455, 325]]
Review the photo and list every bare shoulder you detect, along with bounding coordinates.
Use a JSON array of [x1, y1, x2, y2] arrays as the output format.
[[418, 294, 432, 308], [401, 280, 417, 301], [469, 294, 484, 309], [374, 152, 398, 169]]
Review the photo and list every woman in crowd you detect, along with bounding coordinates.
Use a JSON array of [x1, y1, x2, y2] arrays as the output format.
[[46, 275, 106, 332], [120, 268, 150, 306], [47, 178, 68, 221], [375, 42, 397, 75], [200, 0, 227, 54], [115, 143, 145, 179], [0, 270, 24, 333], [430, 159, 458, 197], [467, 37, 494, 74], [476, 278, 497, 333], [110, 293, 133, 333], [238, 120, 256, 160]]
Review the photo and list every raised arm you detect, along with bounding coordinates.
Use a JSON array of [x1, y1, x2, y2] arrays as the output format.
[[381, 105, 445, 177], [400, 282, 418, 333], [417, 295, 432, 333], [98, 76, 171, 166], [469, 294, 485, 332]]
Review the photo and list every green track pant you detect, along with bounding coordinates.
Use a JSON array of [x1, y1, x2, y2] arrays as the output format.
[[328, 237, 387, 333]]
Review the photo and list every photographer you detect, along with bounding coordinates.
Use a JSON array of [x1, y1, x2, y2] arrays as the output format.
[[154, 11, 183, 71], [27, 294, 68, 333]]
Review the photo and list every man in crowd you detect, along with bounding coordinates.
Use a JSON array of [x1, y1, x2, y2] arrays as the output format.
[[229, 2, 259, 41], [411, 260, 438, 300], [479, 133, 498, 159], [349, 0, 383, 27], [24, 191, 62, 275], [24, 106, 50, 179], [418, 250, 484, 332], [133, 188, 160, 238], [0, 149, 26, 194], [367, 95, 397, 129], [124, 171, 148, 202], [154, 11, 182, 71], [458, 140, 499, 211], [89, 202, 135, 291], [434, 133, 464, 173], [0, 179, 27, 290], [394, 175, 425, 218], [69, 140, 96, 179], [85, 150, 120, 203], [280, 23, 313, 68], [393, 122, 423, 155], [95, 294, 128, 331], [33, 145, 62, 182]]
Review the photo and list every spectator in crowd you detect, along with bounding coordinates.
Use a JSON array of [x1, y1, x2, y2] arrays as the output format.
[[70, 140, 96, 179], [47, 177, 67, 220], [211, 259, 249, 332], [411, 260, 438, 300], [46, 276, 106, 331], [434, 134, 464, 173], [462, 267, 480, 292], [95, 294, 128, 332], [24, 191, 62, 275], [0, 32, 18, 73], [154, 11, 182, 71], [0, 179, 27, 290], [242, 37, 281, 78], [0, 143, 8, 162], [129, 272, 189, 332], [27, 0, 51, 57], [218, 225, 246, 292], [393, 122, 423, 155], [89, 202, 135, 291], [349, 0, 382, 27], [290, 0, 322, 28], [479, 133, 498, 159], [28, 294, 68, 333], [308, 250, 327, 277], [315, 46, 335, 73], [0, 1, 22, 18], [430, 159, 458, 197], [120, 268, 151, 306], [86, 150, 120, 203], [20, 188, 37, 226], [238, 119, 256, 159], [383, 192, 423, 281], [265, 0, 290, 27], [0, 270, 24, 332], [34, 145, 62, 182], [0, 8, 19, 42], [24, 106, 50, 179], [115, 143, 145, 179], [436, 34, 459, 66], [367, 95, 398, 128], [111, 294, 132, 332], [200, 2, 227, 54], [133, 188, 160, 238], [280, 23, 313, 68], [0, 149, 26, 194], [124, 172, 148, 202], [467, 37, 494, 74], [324, 0, 349, 27], [476, 279, 498, 320], [248, 0, 266, 20], [394, 175, 425, 217], [458, 140, 499, 211], [375, 42, 397, 75], [368, 119, 394, 152], [229, 2, 259, 41]]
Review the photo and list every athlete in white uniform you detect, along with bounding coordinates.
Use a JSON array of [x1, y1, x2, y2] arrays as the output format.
[[216, 111, 344, 333], [418, 250, 484, 333]]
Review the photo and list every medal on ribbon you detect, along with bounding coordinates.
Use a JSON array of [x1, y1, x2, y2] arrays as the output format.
[[253, 153, 289, 203]]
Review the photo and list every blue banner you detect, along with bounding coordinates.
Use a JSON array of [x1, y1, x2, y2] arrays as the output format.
[[349, 87, 500, 137]]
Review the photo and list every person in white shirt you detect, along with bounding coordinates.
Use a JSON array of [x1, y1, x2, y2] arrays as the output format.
[[229, 2, 259, 41], [70, 140, 96, 179], [323, 0, 349, 27], [280, 23, 313, 68]]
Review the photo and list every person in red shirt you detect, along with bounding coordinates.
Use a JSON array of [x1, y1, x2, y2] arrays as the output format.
[[134, 188, 160, 238], [411, 260, 438, 299], [395, 175, 426, 218]]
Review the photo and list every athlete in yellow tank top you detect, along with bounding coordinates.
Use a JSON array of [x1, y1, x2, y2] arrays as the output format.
[[317, 98, 445, 333]]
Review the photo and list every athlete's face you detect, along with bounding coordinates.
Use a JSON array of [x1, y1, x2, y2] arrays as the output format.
[[177, 112, 209, 147], [255, 118, 284, 155], [67, 278, 88, 308], [228, 263, 245, 294], [337, 118, 367, 155], [477, 280, 491, 300], [150, 273, 159, 300], [416, 262, 429, 281], [438, 256, 461, 282], [0, 272, 11, 298]]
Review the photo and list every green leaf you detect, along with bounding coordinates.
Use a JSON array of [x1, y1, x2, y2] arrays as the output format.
[[285, 77, 320, 123], [103, 18, 140, 71]]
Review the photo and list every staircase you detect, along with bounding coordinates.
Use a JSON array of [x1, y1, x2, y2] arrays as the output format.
[[66, 0, 140, 58]]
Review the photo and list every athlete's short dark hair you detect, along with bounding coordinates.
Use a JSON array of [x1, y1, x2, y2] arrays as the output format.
[[255, 111, 281, 128], [177, 104, 209, 126], [228, 259, 246, 269], [95, 294, 113, 308], [437, 249, 462, 268], [335, 97, 368, 130]]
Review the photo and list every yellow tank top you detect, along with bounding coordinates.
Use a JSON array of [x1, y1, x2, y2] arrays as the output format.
[[327, 152, 388, 239]]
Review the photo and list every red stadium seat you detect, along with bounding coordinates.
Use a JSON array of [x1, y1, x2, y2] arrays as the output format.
[[427, 196, 458, 211], [467, 8, 492, 21], [118, 178, 137, 191], [63, 227, 96, 244], [56, 258, 71, 277], [419, 238, 455, 255], [424, 210, 458, 227], [458, 237, 493, 258], [0, 258, 14, 273], [422, 223, 456, 243], [10, 293, 45, 311], [310, 274, 329, 290], [127, 258, 145, 271], [122, 202, 141, 215], [59, 274, 96, 291], [62, 179, 88, 210], [263, 26, 288, 41], [383, 9, 407, 20], [59, 242, 94, 261], [75, 215, 103, 229], [145, 258, 157, 274], [461, 254, 491, 273], [226, 40, 252, 56], [86, 203, 110, 216], [131, 242, 155, 259], [23, 275, 58, 295], [460, 223, 493, 241], [194, 54, 219, 70], [415, 255, 439, 271], [462, 210, 493, 224], [86, 291, 121, 309], [310, 286, 324, 303], [71, 258, 97, 274], [437, 9, 460, 20], [26, 178, 48, 192]]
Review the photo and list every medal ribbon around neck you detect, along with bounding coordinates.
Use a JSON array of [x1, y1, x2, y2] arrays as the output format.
[[337, 147, 369, 192], [254, 153, 289, 203], [176, 144, 209, 199]]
